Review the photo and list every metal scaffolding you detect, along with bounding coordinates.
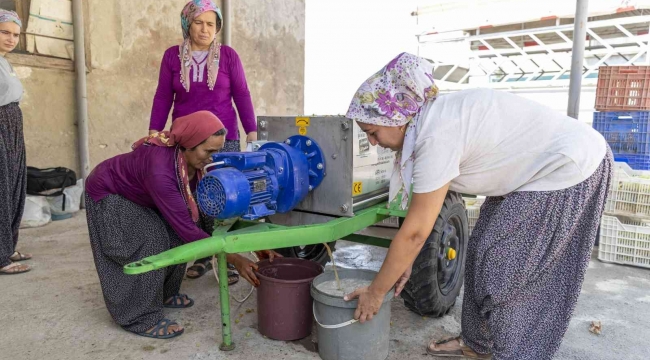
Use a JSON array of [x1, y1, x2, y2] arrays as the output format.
[[419, 11, 650, 91]]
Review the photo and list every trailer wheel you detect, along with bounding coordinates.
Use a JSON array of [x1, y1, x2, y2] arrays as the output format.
[[400, 191, 468, 317]]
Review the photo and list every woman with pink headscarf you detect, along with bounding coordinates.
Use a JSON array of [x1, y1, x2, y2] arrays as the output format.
[[343, 53, 611, 359], [0, 9, 32, 275], [86, 111, 278, 339], [149, 0, 258, 281]]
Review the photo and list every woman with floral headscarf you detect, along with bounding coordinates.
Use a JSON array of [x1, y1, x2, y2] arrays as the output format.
[[0, 9, 32, 275], [149, 0, 258, 281], [343, 53, 611, 359]]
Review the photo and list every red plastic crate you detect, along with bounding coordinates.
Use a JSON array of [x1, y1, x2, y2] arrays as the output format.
[[595, 66, 650, 111]]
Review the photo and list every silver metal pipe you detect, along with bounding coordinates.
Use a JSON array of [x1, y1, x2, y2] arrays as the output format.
[[222, 0, 231, 46], [353, 192, 389, 210], [72, 0, 90, 191], [568, 0, 589, 119]]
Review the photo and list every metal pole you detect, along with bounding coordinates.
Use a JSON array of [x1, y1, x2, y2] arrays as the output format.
[[72, 0, 90, 181], [218, 252, 235, 351], [567, 0, 589, 119], [222, 0, 231, 46]]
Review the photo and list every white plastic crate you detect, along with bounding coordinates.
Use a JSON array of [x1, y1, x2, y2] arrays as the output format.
[[464, 197, 484, 236], [467, 206, 480, 236], [606, 162, 650, 218], [598, 214, 650, 269], [464, 197, 485, 207]]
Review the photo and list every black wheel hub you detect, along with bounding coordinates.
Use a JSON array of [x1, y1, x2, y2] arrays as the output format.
[[289, 244, 325, 261], [437, 215, 463, 296]]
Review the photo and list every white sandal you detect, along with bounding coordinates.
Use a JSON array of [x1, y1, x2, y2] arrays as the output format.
[[427, 336, 492, 359], [0, 262, 31, 275]]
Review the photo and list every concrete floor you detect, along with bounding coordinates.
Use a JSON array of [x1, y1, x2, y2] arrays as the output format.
[[2, 211, 649, 360]]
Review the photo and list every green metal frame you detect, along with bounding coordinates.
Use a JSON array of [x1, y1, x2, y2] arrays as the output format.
[[123, 203, 403, 350]]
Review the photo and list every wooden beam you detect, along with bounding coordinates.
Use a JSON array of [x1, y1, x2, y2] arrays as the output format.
[[6, 52, 74, 71]]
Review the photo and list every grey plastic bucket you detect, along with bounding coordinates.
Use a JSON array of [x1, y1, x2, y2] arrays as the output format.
[[310, 269, 394, 360]]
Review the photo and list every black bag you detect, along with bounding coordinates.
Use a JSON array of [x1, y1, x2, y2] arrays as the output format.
[[26, 166, 77, 202]]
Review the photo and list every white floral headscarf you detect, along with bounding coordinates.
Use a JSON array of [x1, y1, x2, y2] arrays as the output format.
[[346, 53, 438, 209], [0, 9, 22, 28]]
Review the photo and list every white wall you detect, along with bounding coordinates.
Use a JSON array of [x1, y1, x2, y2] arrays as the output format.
[[305, 0, 419, 115]]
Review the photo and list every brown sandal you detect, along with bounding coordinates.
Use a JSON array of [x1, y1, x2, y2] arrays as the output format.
[[9, 251, 32, 261], [0, 262, 31, 275], [427, 336, 492, 359]]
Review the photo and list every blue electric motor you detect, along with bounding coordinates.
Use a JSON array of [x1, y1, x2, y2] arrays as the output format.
[[197, 135, 326, 220]]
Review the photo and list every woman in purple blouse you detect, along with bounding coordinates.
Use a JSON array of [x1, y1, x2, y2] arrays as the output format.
[[149, 0, 257, 281], [86, 111, 278, 339]]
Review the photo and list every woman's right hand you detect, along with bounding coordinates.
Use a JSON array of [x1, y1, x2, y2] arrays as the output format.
[[229, 254, 260, 287], [148, 130, 158, 136], [254, 249, 283, 262]]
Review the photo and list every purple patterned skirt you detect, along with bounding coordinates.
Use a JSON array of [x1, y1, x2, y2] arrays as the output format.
[[0, 103, 26, 268], [461, 149, 613, 360]]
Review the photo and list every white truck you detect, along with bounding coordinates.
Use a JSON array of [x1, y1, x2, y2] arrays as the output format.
[[413, 0, 650, 123]]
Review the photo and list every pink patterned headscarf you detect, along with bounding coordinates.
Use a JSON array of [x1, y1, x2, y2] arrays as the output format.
[[179, 0, 223, 92], [132, 111, 225, 222], [0, 9, 22, 28], [346, 53, 438, 209]]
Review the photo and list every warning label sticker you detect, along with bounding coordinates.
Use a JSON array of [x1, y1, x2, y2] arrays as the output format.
[[358, 137, 370, 155], [353, 122, 378, 167]]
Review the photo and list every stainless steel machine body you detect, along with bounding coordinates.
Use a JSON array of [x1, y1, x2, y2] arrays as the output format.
[[257, 116, 395, 218]]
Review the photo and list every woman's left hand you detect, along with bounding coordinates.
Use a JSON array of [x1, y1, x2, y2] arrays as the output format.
[[230, 254, 260, 287], [344, 286, 385, 324], [246, 132, 258, 143]]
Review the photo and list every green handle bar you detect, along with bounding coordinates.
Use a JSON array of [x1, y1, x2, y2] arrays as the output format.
[[123, 203, 402, 275]]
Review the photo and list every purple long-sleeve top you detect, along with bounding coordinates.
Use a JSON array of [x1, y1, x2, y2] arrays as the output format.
[[86, 146, 209, 243], [149, 45, 256, 140]]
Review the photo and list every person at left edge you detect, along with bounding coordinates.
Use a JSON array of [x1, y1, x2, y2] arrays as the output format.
[[0, 9, 33, 275]]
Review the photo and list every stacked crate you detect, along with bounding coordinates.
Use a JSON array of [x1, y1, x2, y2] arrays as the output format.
[[463, 196, 485, 236], [598, 162, 650, 269], [594, 66, 650, 170], [594, 67, 650, 268]]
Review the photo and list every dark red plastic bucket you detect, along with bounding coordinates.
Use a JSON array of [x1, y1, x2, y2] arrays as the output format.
[[255, 258, 323, 340]]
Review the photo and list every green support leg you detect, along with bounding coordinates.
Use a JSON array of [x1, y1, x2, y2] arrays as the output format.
[[217, 252, 235, 351]]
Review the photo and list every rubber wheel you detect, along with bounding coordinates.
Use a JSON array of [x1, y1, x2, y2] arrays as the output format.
[[275, 242, 336, 267], [400, 191, 468, 317]]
